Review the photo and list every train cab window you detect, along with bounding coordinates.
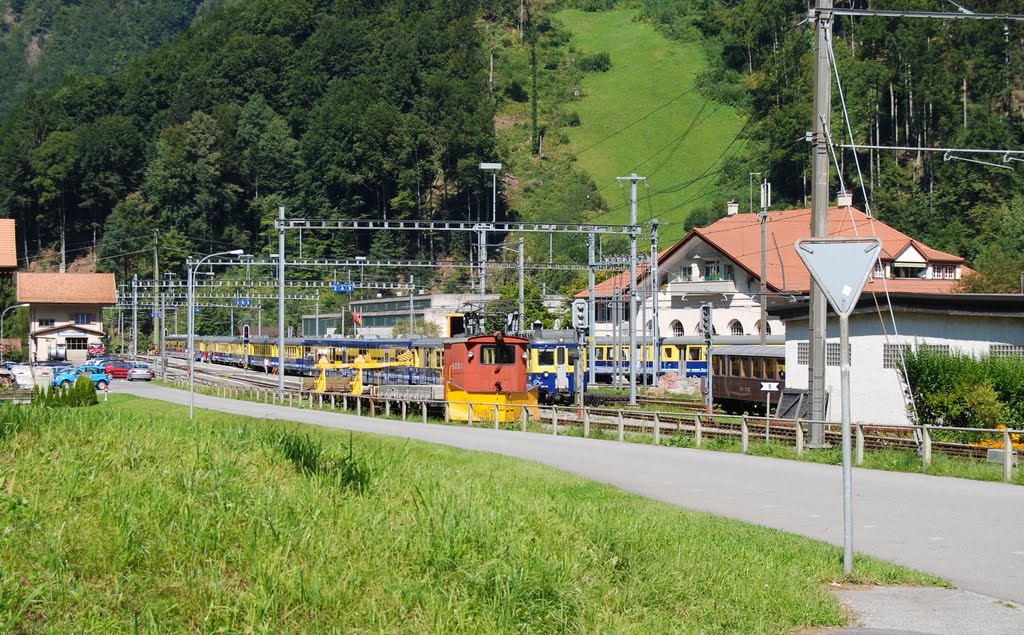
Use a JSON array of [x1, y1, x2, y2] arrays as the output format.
[[662, 346, 674, 360], [556, 347, 566, 365], [537, 350, 554, 365], [482, 344, 516, 365], [568, 347, 579, 366], [687, 346, 703, 361], [595, 347, 605, 361]]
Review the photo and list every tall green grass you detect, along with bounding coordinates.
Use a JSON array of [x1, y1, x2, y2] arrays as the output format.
[[0, 396, 940, 632]]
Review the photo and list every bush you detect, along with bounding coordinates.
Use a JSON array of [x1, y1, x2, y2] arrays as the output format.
[[504, 80, 529, 103], [900, 347, 1023, 430], [578, 51, 611, 73], [32, 376, 98, 408]]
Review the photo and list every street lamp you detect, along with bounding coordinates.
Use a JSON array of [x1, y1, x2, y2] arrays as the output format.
[[189, 249, 245, 419], [0, 303, 29, 363], [479, 162, 502, 303], [494, 238, 525, 332]]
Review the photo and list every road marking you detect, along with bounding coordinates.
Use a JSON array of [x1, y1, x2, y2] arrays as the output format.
[[759, 504, 777, 509], [808, 514, 821, 518], [863, 524, 877, 529], [929, 536, 945, 541], [1011, 551, 1024, 557]]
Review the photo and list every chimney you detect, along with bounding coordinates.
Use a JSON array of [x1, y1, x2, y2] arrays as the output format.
[[726, 201, 739, 216], [837, 190, 853, 207]]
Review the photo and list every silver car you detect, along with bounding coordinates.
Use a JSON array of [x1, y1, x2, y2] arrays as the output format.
[[127, 363, 154, 381]]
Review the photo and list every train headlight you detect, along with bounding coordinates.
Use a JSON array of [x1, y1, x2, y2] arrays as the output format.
[[543, 372, 549, 378]]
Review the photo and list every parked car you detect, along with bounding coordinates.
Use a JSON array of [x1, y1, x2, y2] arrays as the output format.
[[53, 365, 109, 390], [104, 360, 134, 379], [87, 342, 106, 356], [127, 363, 154, 381]]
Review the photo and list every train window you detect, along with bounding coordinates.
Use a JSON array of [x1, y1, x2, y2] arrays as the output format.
[[482, 345, 516, 365], [595, 347, 604, 361], [662, 346, 674, 360], [537, 350, 554, 365], [765, 359, 777, 379], [713, 357, 724, 375], [687, 346, 703, 361], [730, 358, 744, 377], [568, 347, 579, 365], [556, 347, 566, 365]]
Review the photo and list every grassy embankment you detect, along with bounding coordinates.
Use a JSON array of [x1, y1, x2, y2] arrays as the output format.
[[558, 9, 746, 244], [0, 396, 940, 632]]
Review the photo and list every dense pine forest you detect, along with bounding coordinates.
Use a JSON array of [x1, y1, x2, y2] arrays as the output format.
[[1, 0, 1023, 293]]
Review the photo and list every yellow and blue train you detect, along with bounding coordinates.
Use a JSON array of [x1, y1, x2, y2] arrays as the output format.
[[164, 330, 588, 404]]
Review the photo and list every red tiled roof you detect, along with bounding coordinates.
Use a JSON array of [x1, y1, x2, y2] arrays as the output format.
[[0, 219, 16, 269], [16, 273, 117, 305], [579, 206, 968, 298]]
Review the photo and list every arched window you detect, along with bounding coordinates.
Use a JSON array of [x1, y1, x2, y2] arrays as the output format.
[[755, 320, 772, 335], [670, 320, 684, 337], [729, 320, 744, 336]]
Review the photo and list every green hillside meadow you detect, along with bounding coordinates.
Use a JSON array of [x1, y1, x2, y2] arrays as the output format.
[[559, 10, 746, 243], [0, 396, 938, 632]]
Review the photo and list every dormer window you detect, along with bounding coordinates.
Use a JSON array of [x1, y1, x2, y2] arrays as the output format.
[[932, 264, 956, 280], [892, 264, 926, 279], [873, 260, 885, 278]]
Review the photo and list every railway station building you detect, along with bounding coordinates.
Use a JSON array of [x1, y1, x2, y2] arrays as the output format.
[[17, 272, 118, 364], [772, 293, 1024, 426], [580, 197, 968, 343]]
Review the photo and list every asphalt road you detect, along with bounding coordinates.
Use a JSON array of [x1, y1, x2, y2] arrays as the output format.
[[119, 382, 1024, 605]]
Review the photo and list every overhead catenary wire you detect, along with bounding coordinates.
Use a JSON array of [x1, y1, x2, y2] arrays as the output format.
[[826, 31, 920, 420]]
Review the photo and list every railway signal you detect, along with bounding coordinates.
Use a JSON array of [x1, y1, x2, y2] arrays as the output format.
[[571, 299, 589, 331]]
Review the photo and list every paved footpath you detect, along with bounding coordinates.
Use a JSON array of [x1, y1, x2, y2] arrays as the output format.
[[121, 384, 1024, 609]]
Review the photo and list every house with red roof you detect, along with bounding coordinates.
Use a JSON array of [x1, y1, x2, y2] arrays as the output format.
[[17, 273, 118, 363], [579, 200, 968, 339]]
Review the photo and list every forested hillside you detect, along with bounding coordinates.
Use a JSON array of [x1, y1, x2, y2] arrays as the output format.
[[638, 0, 1024, 290], [1, 0, 1023, 295], [0, 1, 226, 115], [0, 0, 516, 288]]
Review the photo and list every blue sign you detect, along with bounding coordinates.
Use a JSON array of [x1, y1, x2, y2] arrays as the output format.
[[685, 361, 708, 377], [235, 298, 252, 307], [330, 283, 355, 293], [193, 307, 201, 314], [150, 312, 161, 318]]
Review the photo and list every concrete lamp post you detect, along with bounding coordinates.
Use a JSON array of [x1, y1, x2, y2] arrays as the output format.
[[0, 303, 29, 364], [188, 249, 246, 419]]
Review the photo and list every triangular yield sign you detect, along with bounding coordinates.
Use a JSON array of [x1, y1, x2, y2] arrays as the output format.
[[794, 238, 882, 316]]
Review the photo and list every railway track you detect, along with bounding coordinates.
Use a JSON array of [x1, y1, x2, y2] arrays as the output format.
[[148, 357, 1003, 465]]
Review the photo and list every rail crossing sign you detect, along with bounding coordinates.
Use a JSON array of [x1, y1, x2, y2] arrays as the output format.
[[760, 381, 780, 392], [795, 238, 883, 315], [330, 283, 355, 293], [235, 298, 252, 307]]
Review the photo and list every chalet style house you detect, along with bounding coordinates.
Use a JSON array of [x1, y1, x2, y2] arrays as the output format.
[[580, 201, 967, 339], [17, 273, 118, 364]]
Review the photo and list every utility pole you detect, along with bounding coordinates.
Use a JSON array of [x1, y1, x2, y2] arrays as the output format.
[[587, 233, 596, 384], [277, 205, 286, 399], [131, 274, 138, 360], [153, 230, 159, 358], [409, 275, 415, 336], [617, 173, 645, 405], [518, 237, 525, 332], [478, 224, 487, 305], [651, 219, 660, 386], [809, 0, 833, 445], [759, 179, 771, 346]]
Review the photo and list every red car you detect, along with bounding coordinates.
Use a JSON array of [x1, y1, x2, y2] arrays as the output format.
[[88, 342, 106, 356], [104, 361, 133, 379]]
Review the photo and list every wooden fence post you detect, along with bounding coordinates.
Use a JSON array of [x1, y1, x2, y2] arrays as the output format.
[[617, 411, 625, 442], [653, 411, 660, 445], [583, 408, 590, 438], [855, 424, 864, 465], [356, 397, 362, 417], [694, 415, 702, 447], [385, 399, 390, 417], [551, 406, 558, 435], [467, 403, 474, 427], [493, 404, 500, 430], [520, 404, 527, 432], [1004, 430, 1014, 482], [741, 416, 749, 453], [422, 401, 428, 424], [795, 421, 804, 456], [922, 426, 932, 470], [443, 402, 450, 423], [401, 400, 407, 421]]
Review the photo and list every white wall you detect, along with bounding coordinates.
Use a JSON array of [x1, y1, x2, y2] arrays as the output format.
[[784, 311, 1024, 426]]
